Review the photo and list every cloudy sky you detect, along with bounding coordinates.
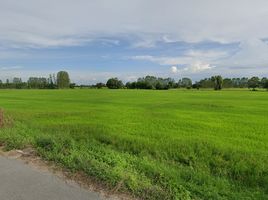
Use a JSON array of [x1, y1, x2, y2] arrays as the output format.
[[1, 0, 268, 83]]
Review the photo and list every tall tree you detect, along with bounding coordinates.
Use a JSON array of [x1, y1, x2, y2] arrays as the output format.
[[57, 71, 70, 89], [261, 77, 268, 88], [248, 77, 260, 90], [211, 75, 223, 90], [28, 77, 47, 89], [262, 79, 268, 90]]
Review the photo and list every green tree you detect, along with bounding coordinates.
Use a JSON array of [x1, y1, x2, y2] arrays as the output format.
[[57, 71, 70, 89], [211, 75, 223, 90], [95, 82, 106, 89], [47, 74, 57, 89], [13, 77, 24, 89], [262, 79, 268, 90], [223, 78, 233, 88], [178, 78, 192, 88], [134, 76, 174, 90], [198, 78, 214, 88], [261, 77, 268, 88], [126, 82, 137, 89], [27, 77, 47, 89], [106, 78, 124, 89], [248, 77, 260, 90]]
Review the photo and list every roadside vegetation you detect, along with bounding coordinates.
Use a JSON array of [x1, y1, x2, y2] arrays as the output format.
[[0, 89, 267, 199]]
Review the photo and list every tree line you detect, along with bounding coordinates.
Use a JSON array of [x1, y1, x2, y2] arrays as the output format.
[[0, 71, 72, 89], [1, 72, 268, 90], [101, 76, 268, 90]]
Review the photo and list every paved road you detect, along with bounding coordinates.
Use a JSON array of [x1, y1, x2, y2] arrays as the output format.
[[0, 156, 104, 200]]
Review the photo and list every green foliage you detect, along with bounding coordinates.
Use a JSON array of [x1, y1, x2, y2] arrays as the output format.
[[248, 77, 260, 90], [95, 82, 106, 89], [198, 77, 249, 89], [57, 71, 70, 89], [127, 76, 176, 90], [27, 77, 48, 89], [2, 74, 268, 91], [0, 89, 268, 199], [126, 81, 137, 89], [265, 81, 268, 90], [178, 78, 192, 88], [106, 78, 124, 89], [69, 83, 76, 89], [211, 75, 223, 90], [261, 77, 268, 89], [35, 137, 55, 151]]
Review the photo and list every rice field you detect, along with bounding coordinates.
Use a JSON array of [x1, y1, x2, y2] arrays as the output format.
[[0, 89, 267, 199]]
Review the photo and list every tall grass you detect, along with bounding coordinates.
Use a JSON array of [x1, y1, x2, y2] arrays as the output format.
[[0, 89, 267, 199], [0, 109, 3, 128]]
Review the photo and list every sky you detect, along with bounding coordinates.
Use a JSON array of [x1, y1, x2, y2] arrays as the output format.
[[1, 0, 268, 83]]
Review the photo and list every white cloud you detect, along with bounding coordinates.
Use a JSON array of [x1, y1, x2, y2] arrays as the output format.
[[1, 0, 268, 79], [131, 38, 268, 74], [222, 39, 268, 67], [171, 66, 178, 73], [1, 0, 268, 48], [183, 62, 215, 73], [131, 55, 197, 65], [186, 50, 229, 60], [131, 48, 229, 65], [170, 62, 214, 74]]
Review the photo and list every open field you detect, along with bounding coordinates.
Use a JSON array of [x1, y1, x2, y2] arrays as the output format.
[[0, 89, 267, 199]]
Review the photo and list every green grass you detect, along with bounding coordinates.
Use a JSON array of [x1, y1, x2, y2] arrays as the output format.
[[0, 89, 267, 199]]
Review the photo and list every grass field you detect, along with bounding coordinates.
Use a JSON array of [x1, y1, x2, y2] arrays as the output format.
[[0, 89, 267, 199]]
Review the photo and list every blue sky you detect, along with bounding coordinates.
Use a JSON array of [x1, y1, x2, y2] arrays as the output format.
[[1, 0, 268, 83]]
